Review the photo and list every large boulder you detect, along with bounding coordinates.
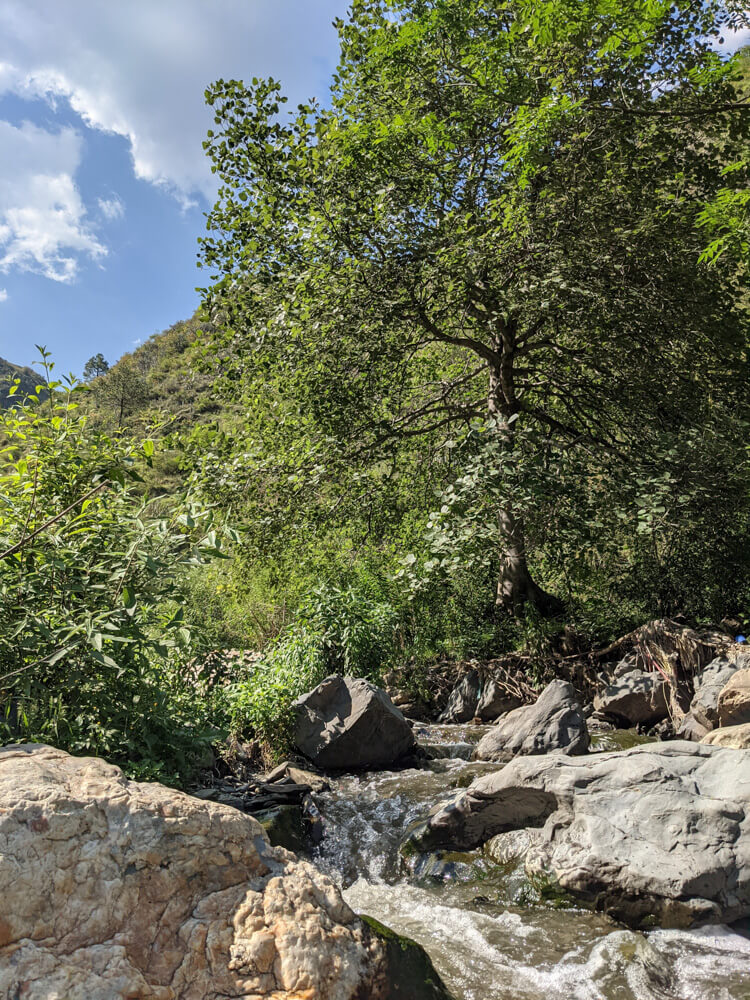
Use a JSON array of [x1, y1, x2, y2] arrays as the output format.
[[718, 668, 750, 728], [437, 670, 480, 723], [475, 679, 522, 722], [293, 675, 416, 770], [691, 652, 750, 730], [702, 722, 750, 749], [473, 679, 589, 762], [592, 669, 668, 727], [0, 744, 452, 1000], [411, 742, 750, 928]]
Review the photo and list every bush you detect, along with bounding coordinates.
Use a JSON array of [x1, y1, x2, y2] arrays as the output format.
[[0, 352, 230, 783], [225, 585, 396, 759]]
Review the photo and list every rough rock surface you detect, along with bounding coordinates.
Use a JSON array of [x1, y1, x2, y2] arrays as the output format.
[[412, 742, 750, 928], [475, 679, 522, 722], [691, 653, 750, 730], [702, 722, 750, 749], [675, 712, 710, 742], [592, 669, 668, 726], [474, 680, 589, 762], [294, 675, 415, 770], [437, 670, 480, 723], [718, 668, 750, 728], [0, 744, 450, 1000]]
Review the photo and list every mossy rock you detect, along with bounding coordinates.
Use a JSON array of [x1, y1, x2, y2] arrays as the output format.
[[362, 915, 456, 999], [255, 804, 306, 853]]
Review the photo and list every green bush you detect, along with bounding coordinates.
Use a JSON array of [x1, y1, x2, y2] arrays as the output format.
[[225, 585, 396, 759], [0, 351, 229, 784]]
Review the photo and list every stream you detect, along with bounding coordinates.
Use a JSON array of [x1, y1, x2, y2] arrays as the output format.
[[305, 724, 750, 1000]]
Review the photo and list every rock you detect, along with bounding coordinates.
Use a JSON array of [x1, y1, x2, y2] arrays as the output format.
[[412, 741, 750, 928], [484, 828, 545, 866], [293, 675, 415, 770], [359, 916, 455, 1000], [691, 652, 750, 730], [701, 722, 750, 749], [438, 669, 480, 723], [718, 668, 750, 728], [0, 743, 452, 1000], [474, 679, 589, 762], [675, 712, 710, 742], [593, 669, 668, 727], [475, 678, 522, 722]]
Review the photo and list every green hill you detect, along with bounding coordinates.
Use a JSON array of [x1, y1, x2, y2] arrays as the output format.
[[0, 358, 44, 408]]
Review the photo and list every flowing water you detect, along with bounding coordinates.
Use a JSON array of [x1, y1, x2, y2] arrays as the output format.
[[306, 724, 750, 1000]]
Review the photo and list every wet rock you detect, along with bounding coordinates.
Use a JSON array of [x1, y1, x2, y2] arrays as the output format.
[[701, 722, 750, 749], [294, 675, 415, 770], [438, 669, 481, 723], [0, 743, 420, 1000], [474, 680, 589, 762], [361, 915, 455, 999], [412, 741, 750, 928], [475, 678, 522, 722], [593, 669, 668, 727], [718, 668, 750, 728]]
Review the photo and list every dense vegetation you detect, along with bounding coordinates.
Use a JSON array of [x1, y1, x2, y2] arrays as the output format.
[[2, 1, 750, 778]]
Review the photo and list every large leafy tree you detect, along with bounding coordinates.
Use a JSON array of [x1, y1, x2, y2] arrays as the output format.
[[200, 0, 749, 614]]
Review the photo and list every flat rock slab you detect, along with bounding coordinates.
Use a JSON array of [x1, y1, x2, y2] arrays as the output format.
[[414, 741, 750, 928], [0, 744, 451, 1000], [294, 675, 415, 770], [474, 679, 589, 761]]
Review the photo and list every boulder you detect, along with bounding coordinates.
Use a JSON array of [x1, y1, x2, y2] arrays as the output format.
[[718, 668, 750, 728], [475, 678, 522, 722], [411, 741, 750, 928], [675, 712, 710, 743], [593, 669, 668, 727], [293, 675, 415, 770], [690, 652, 750, 730], [701, 722, 750, 749], [437, 669, 480, 723], [473, 679, 589, 762], [0, 744, 452, 1000]]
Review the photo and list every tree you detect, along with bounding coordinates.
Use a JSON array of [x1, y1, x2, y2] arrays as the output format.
[[94, 358, 149, 428], [83, 353, 110, 380], [200, 0, 749, 615]]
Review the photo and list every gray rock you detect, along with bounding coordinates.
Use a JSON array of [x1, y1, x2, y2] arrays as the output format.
[[438, 669, 480, 723], [475, 678, 522, 722], [675, 712, 710, 742], [413, 741, 750, 928], [593, 669, 668, 726], [474, 679, 589, 761], [718, 667, 750, 728], [293, 675, 415, 770], [690, 652, 750, 730]]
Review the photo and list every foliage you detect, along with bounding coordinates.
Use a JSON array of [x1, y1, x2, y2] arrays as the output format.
[[200, 0, 750, 616], [225, 585, 396, 758], [83, 353, 110, 380], [0, 350, 231, 783]]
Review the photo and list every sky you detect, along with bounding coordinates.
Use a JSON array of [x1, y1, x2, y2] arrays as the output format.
[[0, 5, 747, 378], [0, 0, 349, 375]]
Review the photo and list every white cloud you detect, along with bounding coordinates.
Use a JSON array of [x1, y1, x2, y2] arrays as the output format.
[[0, 120, 104, 281], [0, 288, 7, 302], [0, 1, 347, 202], [98, 195, 124, 221]]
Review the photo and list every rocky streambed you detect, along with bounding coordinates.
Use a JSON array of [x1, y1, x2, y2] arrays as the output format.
[[300, 724, 750, 1000]]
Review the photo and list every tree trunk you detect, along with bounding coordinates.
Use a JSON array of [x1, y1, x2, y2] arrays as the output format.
[[488, 357, 561, 617], [496, 505, 562, 616]]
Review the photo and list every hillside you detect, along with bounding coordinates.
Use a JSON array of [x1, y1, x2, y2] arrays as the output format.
[[83, 315, 239, 492], [0, 358, 44, 408]]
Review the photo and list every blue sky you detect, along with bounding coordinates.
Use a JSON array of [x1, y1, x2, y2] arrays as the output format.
[[0, 1, 349, 375]]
